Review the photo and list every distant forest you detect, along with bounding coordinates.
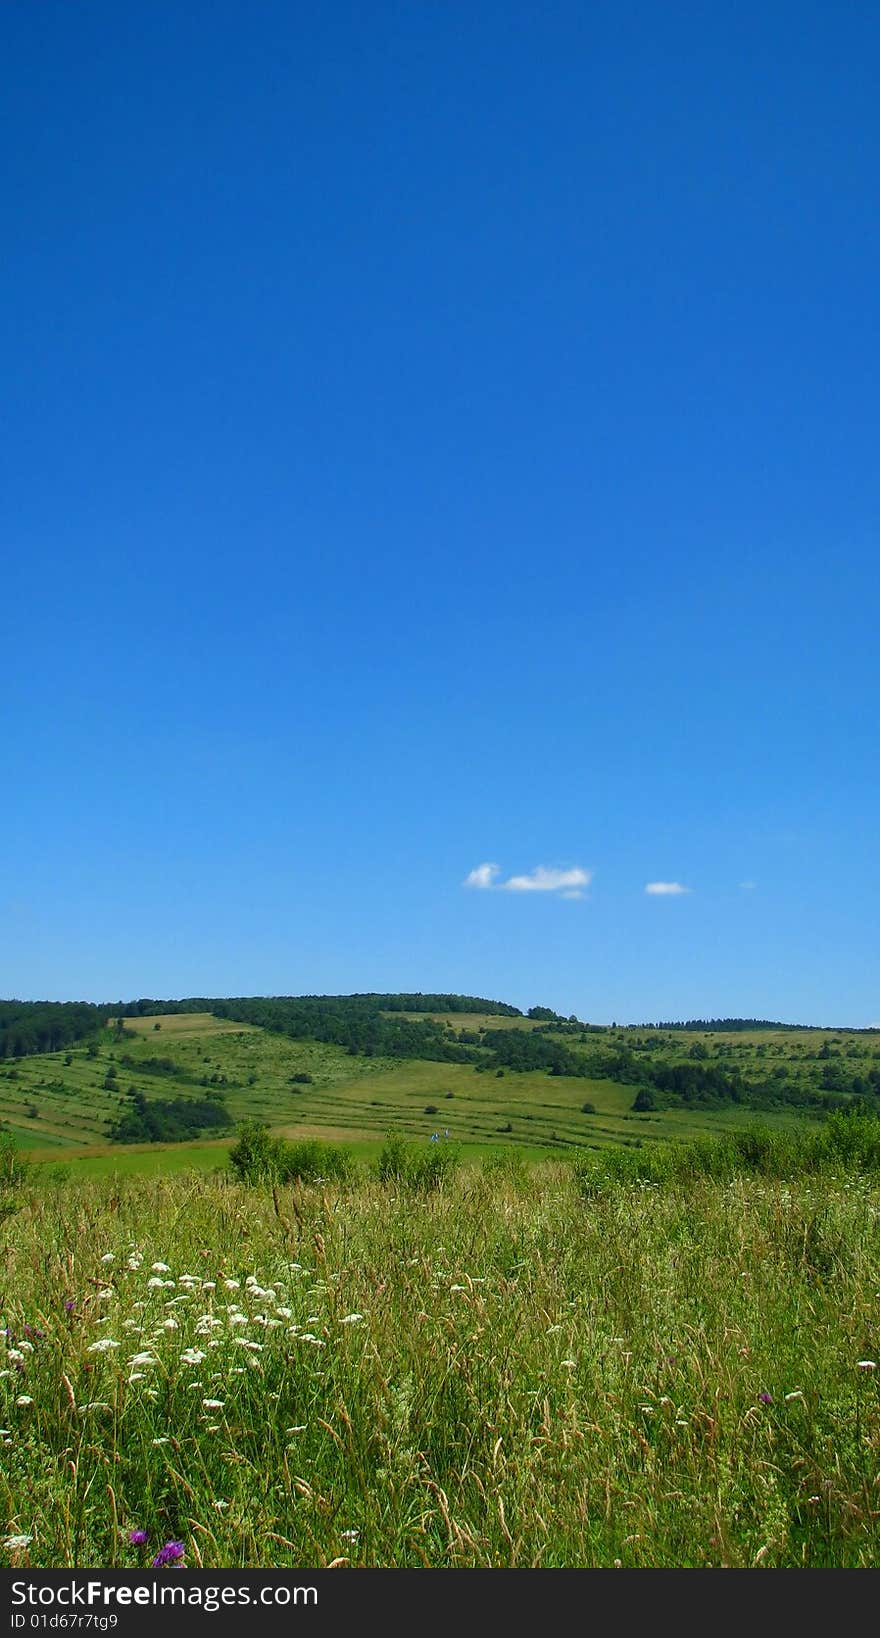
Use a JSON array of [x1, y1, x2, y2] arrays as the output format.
[[0, 994, 521, 1066], [0, 1001, 108, 1058], [3, 995, 878, 1118]]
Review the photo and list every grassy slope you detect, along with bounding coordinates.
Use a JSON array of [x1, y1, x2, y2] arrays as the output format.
[[3, 1011, 877, 1177]]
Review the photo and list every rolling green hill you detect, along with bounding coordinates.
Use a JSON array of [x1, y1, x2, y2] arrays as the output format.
[[1, 996, 877, 1176]]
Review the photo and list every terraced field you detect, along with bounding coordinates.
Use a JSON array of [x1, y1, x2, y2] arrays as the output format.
[[3, 1007, 867, 1177]]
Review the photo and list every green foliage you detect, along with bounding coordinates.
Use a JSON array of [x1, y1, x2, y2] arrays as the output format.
[[573, 1111, 880, 1197], [0, 1132, 29, 1221], [376, 1130, 460, 1190], [480, 1028, 589, 1077], [480, 1148, 530, 1188], [109, 1090, 233, 1144], [0, 1001, 107, 1060], [227, 1121, 352, 1184]]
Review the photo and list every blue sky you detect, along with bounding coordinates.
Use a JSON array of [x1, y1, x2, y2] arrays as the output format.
[[2, 1, 878, 1024]]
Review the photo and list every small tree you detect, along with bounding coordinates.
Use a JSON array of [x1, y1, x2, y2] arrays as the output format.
[[228, 1121, 285, 1183]]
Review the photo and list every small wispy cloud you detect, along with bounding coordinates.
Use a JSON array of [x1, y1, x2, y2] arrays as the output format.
[[464, 862, 501, 890], [739, 880, 757, 892], [464, 863, 592, 898], [645, 881, 691, 896]]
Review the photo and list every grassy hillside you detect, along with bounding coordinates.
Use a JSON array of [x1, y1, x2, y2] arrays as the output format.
[[2, 1003, 877, 1178], [0, 1013, 840, 1174]]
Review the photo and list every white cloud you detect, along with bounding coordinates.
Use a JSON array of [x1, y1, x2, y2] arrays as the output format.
[[739, 880, 757, 891], [464, 862, 501, 890], [645, 881, 691, 896], [504, 866, 591, 894], [464, 863, 591, 898]]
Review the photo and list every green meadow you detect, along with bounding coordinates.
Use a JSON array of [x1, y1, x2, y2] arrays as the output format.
[[4, 1139, 880, 1567]]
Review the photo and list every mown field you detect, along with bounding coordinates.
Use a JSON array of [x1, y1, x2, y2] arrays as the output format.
[[3, 1011, 876, 1178], [3, 1132, 880, 1568]]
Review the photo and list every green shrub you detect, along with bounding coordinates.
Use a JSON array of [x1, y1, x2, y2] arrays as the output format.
[[376, 1131, 460, 1191], [228, 1121, 352, 1185], [481, 1149, 529, 1188]]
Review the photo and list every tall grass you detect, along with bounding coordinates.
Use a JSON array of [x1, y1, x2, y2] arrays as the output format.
[[2, 1135, 880, 1567], [573, 1110, 880, 1194]]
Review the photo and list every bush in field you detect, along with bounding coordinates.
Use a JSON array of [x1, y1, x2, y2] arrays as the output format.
[[481, 1149, 530, 1189], [228, 1121, 352, 1184], [227, 1121, 284, 1182], [376, 1130, 460, 1191], [279, 1140, 353, 1184]]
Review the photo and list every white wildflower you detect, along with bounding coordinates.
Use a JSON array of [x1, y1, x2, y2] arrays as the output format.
[[341, 1314, 364, 1325], [15, 1397, 33, 1407], [3, 1534, 33, 1551], [151, 1263, 171, 1273], [87, 1339, 120, 1354], [202, 1399, 224, 1409]]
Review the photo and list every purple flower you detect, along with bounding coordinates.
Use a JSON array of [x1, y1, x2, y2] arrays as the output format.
[[64, 1300, 76, 1314], [151, 1541, 185, 1567], [128, 1530, 148, 1546], [759, 1392, 773, 1405]]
